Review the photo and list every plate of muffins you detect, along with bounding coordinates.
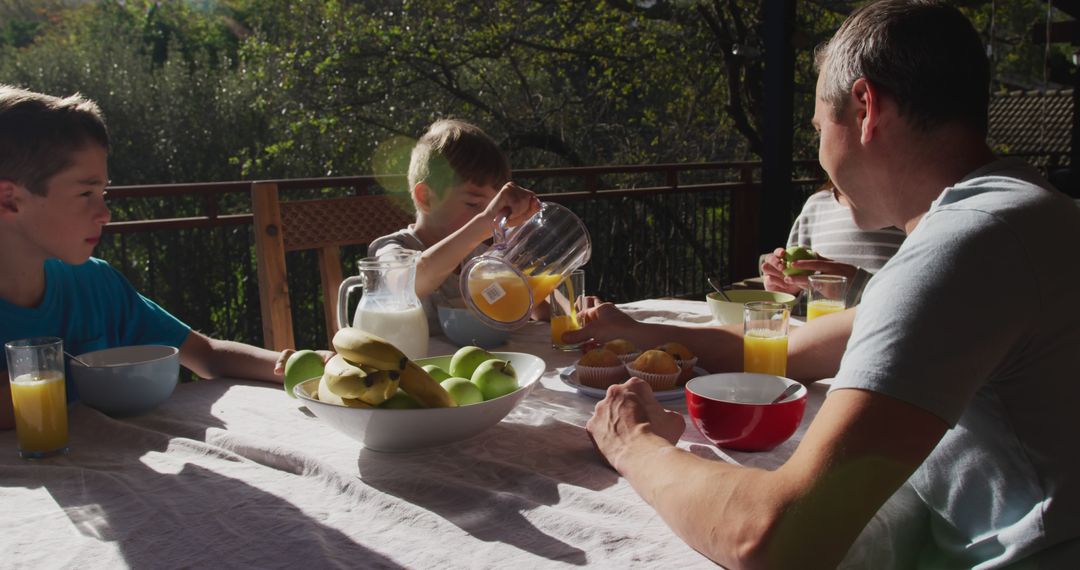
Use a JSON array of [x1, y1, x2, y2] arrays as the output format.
[[558, 339, 706, 401]]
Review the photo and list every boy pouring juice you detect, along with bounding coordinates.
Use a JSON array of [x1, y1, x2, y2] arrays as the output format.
[[369, 119, 541, 327]]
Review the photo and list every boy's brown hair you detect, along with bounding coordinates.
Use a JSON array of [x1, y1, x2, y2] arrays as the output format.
[[0, 84, 110, 196], [408, 119, 510, 198]]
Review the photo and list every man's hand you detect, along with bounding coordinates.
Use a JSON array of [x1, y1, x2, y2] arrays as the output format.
[[561, 302, 640, 346], [586, 378, 685, 471], [483, 182, 541, 228]]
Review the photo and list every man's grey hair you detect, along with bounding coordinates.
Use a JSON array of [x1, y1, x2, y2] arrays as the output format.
[[815, 0, 990, 135]]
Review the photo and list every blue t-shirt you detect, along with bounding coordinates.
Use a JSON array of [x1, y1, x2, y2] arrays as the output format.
[[1, 258, 191, 400]]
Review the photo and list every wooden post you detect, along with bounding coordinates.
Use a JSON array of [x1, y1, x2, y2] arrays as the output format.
[[251, 182, 296, 351], [759, 0, 797, 252], [317, 246, 344, 345], [732, 166, 762, 282]]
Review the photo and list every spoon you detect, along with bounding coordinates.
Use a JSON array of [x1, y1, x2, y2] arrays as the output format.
[[770, 383, 802, 404], [707, 277, 733, 302], [64, 350, 92, 367]]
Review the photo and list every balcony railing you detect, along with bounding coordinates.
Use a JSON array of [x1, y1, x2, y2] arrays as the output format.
[[98, 161, 825, 349]]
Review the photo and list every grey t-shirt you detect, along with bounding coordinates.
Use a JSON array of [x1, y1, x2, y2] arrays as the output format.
[[832, 159, 1080, 568], [368, 226, 487, 328]]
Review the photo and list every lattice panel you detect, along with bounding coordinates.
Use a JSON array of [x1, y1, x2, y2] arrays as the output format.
[[280, 195, 415, 252]]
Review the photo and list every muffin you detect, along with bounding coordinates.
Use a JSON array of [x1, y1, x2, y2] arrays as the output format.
[[626, 349, 680, 391], [656, 341, 699, 385], [576, 348, 628, 389], [603, 339, 641, 364]]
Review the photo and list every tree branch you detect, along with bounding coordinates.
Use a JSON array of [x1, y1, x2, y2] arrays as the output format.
[[503, 131, 584, 166]]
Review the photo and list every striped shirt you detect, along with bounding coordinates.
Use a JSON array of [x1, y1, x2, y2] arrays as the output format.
[[787, 191, 906, 304]]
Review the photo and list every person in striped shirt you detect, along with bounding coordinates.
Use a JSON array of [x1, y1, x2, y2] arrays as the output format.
[[761, 185, 905, 305]]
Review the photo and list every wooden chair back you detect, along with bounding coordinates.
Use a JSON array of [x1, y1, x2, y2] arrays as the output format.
[[251, 182, 415, 351]]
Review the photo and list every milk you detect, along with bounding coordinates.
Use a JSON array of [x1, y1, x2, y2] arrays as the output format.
[[352, 305, 429, 359]]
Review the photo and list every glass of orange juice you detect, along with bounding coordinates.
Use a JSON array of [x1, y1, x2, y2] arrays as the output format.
[[5, 337, 69, 459], [743, 302, 789, 377], [806, 275, 848, 321], [548, 269, 585, 351]]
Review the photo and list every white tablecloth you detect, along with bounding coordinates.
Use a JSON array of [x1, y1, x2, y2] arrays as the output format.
[[0, 300, 830, 568]]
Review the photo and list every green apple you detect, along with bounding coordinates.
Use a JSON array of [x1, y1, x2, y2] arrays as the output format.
[[422, 364, 453, 382], [381, 389, 421, 409], [449, 346, 497, 379], [440, 377, 484, 406], [283, 350, 325, 398], [471, 359, 518, 401], [783, 246, 818, 276]]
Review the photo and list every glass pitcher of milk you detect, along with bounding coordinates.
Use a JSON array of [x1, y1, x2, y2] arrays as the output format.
[[336, 249, 429, 359]]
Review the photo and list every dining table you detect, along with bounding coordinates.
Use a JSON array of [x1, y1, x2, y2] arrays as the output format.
[[0, 299, 842, 569]]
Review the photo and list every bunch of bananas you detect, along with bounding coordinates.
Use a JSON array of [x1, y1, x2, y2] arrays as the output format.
[[317, 328, 455, 409]]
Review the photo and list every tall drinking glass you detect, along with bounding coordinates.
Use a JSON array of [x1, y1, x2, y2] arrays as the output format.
[[549, 269, 585, 351], [743, 302, 789, 377], [806, 275, 848, 321], [5, 337, 68, 458]]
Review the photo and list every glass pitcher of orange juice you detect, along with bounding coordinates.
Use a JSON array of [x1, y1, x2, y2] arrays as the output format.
[[461, 202, 591, 330]]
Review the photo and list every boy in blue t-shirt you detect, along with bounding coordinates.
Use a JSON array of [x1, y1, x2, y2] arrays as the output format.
[[0, 85, 304, 430]]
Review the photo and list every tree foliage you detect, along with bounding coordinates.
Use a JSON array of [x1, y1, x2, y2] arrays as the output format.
[[2, 0, 1065, 184], [0, 0, 1068, 347]]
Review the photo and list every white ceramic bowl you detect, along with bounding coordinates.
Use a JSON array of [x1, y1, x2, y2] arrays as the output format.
[[70, 345, 180, 416], [706, 290, 797, 325], [295, 352, 544, 452]]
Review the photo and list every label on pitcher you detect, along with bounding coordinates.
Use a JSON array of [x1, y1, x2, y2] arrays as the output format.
[[481, 282, 507, 305]]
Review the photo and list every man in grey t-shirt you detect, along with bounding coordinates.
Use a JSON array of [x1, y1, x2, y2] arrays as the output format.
[[565, 2, 1080, 568]]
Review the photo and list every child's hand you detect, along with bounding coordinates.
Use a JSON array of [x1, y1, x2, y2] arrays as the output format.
[[762, 248, 858, 292], [273, 349, 335, 375], [762, 248, 805, 294], [483, 182, 541, 228]]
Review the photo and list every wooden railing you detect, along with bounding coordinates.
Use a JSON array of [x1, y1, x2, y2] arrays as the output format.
[[98, 161, 824, 349]]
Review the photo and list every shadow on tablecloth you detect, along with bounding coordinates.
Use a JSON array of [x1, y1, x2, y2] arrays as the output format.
[[354, 405, 625, 566], [1, 382, 403, 569]]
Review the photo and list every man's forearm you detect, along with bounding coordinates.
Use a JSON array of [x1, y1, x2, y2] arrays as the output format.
[[620, 308, 851, 381], [620, 322, 743, 374], [787, 308, 855, 382], [617, 434, 780, 569]]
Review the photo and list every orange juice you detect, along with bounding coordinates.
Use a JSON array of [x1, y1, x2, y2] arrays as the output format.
[[743, 329, 788, 376], [806, 299, 845, 321], [10, 372, 68, 455], [550, 272, 582, 347], [469, 271, 564, 323], [551, 315, 580, 345]]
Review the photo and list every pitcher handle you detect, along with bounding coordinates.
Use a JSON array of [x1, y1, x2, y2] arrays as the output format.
[[337, 275, 365, 331], [492, 208, 511, 245]]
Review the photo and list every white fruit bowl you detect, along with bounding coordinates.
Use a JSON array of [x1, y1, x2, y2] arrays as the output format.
[[294, 352, 544, 452]]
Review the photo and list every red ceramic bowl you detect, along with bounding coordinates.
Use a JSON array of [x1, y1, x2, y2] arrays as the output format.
[[685, 373, 807, 452]]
